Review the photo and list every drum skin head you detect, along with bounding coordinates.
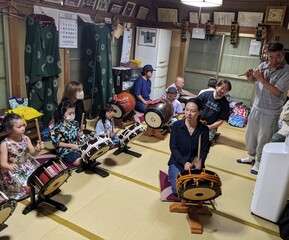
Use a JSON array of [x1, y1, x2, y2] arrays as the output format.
[[42, 171, 70, 196], [28, 158, 71, 197], [177, 169, 222, 202], [0, 199, 17, 225], [145, 99, 174, 129], [145, 111, 163, 129], [182, 187, 219, 201], [111, 104, 124, 119], [89, 145, 111, 160]]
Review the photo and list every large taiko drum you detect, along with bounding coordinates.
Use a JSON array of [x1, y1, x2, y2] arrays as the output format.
[[112, 92, 136, 119], [118, 123, 146, 147], [0, 192, 17, 226], [176, 169, 222, 202], [28, 158, 71, 197], [80, 136, 113, 162], [144, 99, 174, 129]]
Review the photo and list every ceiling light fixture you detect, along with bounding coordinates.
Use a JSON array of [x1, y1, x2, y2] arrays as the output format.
[[181, 0, 222, 7]]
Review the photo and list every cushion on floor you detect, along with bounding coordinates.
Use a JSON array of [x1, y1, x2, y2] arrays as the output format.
[[134, 111, 145, 123], [159, 170, 180, 202]]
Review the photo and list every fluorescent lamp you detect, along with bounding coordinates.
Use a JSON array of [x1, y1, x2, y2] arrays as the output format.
[[181, 0, 222, 7]]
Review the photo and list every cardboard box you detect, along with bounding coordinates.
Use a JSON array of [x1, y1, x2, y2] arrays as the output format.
[[120, 62, 139, 69]]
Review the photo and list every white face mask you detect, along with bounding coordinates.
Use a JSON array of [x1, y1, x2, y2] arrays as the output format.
[[65, 114, 75, 122], [76, 91, 84, 100]]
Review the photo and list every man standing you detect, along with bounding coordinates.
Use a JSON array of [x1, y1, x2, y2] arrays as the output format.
[[237, 42, 289, 175], [198, 77, 217, 96], [198, 79, 232, 141]]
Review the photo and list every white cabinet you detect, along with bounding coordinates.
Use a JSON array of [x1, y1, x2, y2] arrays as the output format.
[[135, 27, 172, 100]]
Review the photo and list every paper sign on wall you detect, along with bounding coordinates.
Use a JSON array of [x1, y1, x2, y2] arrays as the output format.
[[59, 11, 78, 48], [249, 39, 262, 56], [120, 28, 132, 63]]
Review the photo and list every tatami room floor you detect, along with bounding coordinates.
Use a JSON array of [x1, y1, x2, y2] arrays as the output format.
[[0, 123, 281, 240]]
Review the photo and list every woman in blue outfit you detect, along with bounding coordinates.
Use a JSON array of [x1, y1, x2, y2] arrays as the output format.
[[168, 98, 210, 195], [132, 64, 155, 113]]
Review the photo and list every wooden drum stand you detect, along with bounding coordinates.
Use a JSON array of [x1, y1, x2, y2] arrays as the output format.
[[169, 137, 220, 234], [169, 200, 213, 234], [144, 125, 171, 140], [114, 114, 135, 129]]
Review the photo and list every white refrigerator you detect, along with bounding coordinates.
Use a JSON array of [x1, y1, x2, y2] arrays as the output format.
[[135, 27, 172, 100]]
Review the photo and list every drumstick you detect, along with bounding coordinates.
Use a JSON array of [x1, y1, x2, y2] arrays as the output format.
[[115, 129, 122, 135], [80, 113, 85, 130], [34, 118, 41, 142], [197, 134, 201, 161], [191, 134, 201, 165], [111, 128, 122, 138], [0, 191, 8, 200]]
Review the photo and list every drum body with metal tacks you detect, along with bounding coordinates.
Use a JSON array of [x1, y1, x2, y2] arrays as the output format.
[[28, 158, 71, 196], [112, 92, 136, 119], [119, 123, 146, 147], [0, 192, 17, 226], [80, 136, 113, 162], [176, 169, 222, 202], [145, 99, 174, 129]]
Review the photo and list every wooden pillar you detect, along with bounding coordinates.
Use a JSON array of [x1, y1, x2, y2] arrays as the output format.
[[9, 17, 21, 97], [64, 48, 70, 86], [177, 40, 186, 77]]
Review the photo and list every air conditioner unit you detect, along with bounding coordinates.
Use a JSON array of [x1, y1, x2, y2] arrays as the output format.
[[251, 137, 289, 222]]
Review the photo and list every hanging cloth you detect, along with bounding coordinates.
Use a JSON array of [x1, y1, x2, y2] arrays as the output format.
[[82, 23, 114, 118], [25, 14, 61, 128]]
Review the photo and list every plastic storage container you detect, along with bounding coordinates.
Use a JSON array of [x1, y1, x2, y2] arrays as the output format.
[[251, 136, 289, 222]]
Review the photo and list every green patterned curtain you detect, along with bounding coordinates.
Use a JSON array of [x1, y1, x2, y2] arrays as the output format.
[[82, 23, 114, 118], [25, 16, 61, 128]]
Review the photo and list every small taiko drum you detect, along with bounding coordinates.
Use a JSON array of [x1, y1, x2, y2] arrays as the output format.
[[0, 192, 17, 226], [28, 158, 71, 196], [145, 99, 174, 129], [119, 123, 146, 147], [80, 136, 113, 162], [176, 169, 222, 202], [112, 92, 136, 119]]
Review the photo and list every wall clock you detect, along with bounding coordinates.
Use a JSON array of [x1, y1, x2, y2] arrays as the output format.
[[265, 6, 287, 26]]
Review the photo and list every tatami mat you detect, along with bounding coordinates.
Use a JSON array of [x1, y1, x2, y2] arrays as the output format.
[[1, 123, 281, 239]]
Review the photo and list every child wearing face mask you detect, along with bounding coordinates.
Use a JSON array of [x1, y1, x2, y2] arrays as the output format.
[[95, 103, 119, 146], [50, 99, 87, 166], [54, 81, 86, 130]]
